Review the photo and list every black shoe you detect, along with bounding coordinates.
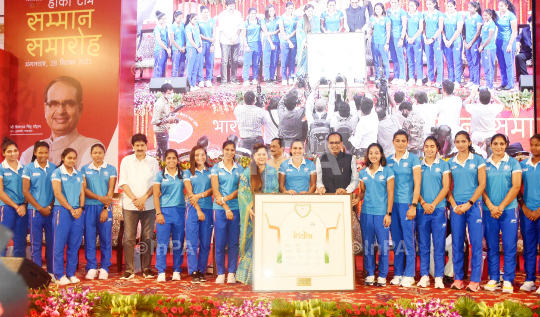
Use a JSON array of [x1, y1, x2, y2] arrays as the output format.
[[191, 272, 200, 284], [500, 86, 510, 91], [496, 85, 506, 91], [198, 271, 206, 282], [143, 269, 155, 279], [231, 80, 241, 85], [443, 275, 453, 284], [120, 271, 134, 280]]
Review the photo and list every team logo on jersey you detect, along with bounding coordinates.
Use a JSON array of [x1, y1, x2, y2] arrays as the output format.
[[503, 165, 510, 170], [304, 168, 309, 172], [76, 177, 81, 182], [286, 169, 293, 172], [62, 177, 68, 181], [363, 177, 368, 180], [451, 166, 457, 169], [32, 172, 41, 176], [219, 172, 226, 176], [522, 168, 528, 172], [379, 175, 385, 180], [293, 231, 313, 239], [435, 168, 441, 173], [86, 171, 93, 175], [486, 167, 491, 171], [403, 162, 409, 167], [388, 163, 394, 167], [310, 222, 316, 227], [4, 172, 12, 176], [469, 164, 476, 169], [163, 178, 169, 182], [104, 171, 109, 176]]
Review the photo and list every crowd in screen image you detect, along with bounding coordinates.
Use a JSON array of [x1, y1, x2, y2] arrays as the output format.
[[149, 0, 531, 91]]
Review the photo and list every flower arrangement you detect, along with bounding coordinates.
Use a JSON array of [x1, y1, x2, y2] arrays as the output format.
[[218, 299, 271, 317], [236, 156, 251, 168], [395, 299, 459, 317], [28, 286, 100, 317]]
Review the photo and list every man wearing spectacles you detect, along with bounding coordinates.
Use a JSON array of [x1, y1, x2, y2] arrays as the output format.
[[20, 76, 101, 169]]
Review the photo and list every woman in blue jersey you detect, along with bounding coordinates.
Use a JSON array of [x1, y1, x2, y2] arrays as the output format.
[[369, 3, 391, 82], [387, 130, 421, 288], [442, 0, 464, 88], [321, 0, 344, 33], [153, 149, 186, 283], [185, 13, 204, 91], [416, 137, 450, 289], [170, 11, 186, 78], [81, 144, 117, 280], [387, 0, 407, 85], [242, 8, 263, 87], [211, 141, 244, 284], [518, 134, 540, 293], [51, 148, 84, 285], [296, 4, 321, 79], [405, 0, 424, 87], [359, 143, 394, 287], [495, 0, 518, 91], [463, 2, 483, 89], [199, 6, 216, 88], [478, 9, 497, 90], [22, 141, 55, 279], [279, 2, 298, 86], [183, 145, 213, 284], [153, 10, 171, 78], [278, 139, 316, 194], [447, 131, 486, 292], [261, 5, 281, 85], [422, 0, 444, 88], [0, 138, 27, 258], [482, 134, 521, 293]]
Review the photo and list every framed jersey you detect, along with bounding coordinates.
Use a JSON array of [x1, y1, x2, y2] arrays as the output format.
[[252, 194, 355, 292]]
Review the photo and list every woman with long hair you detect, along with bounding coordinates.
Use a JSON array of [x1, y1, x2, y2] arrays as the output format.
[[321, 0, 344, 33], [183, 145, 213, 284], [22, 141, 55, 279], [442, 0, 464, 88], [369, 3, 391, 81], [279, 2, 298, 86], [463, 2, 483, 89], [296, 4, 321, 78], [237, 144, 279, 284], [198, 6, 216, 88], [81, 144, 117, 280], [447, 131, 486, 292], [416, 137, 450, 289], [242, 7, 263, 87], [170, 10, 186, 77], [0, 138, 27, 258], [261, 5, 281, 85], [387, 0, 407, 85], [278, 140, 316, 194], [479, 9, 498, 90], [153, 10, 171, 77], [482, 134, 521, 293], [185, 13, 204, 90], [387, 130, 421, 288], [153, 149, 185, 282], [51, 148, 85, 285], [358, 143, 394, 287], [423, 0, 444, 88], [405, 0, 424, 87], [495, 0, 518, 90]]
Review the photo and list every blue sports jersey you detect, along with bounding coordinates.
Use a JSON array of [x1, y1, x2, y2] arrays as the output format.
[[154, 169, 186, 208], [484, 154, 521, 211], [198, 17, 216, 44], [261, 17, 280, 43], [183, 168, 212, 209], [22, 161, 57, 210], [211, 162, 244, 210], [481, 20, 497, 50], [387, 151, 422, 204], [406, 11, 424, 39], [359, 166, 395, 215], [387, 7, 407, 38], [81, 163, 117, 206], [418, 158, 450, 210], [521, 158, 540, 211], [185, 23, 201, 48], [370, 16, 391, 44], [297, 15, 321, 34], [244, 19, 262, 43], [321, 10, 344, 32], [278, 159, 316, 193], [443, 12, 463, 42], [51, 166, 83, 208], [153, 24, 168, 52], [496, 11, 517, 41], [170, 22, 186, 50], [448, 153, 485, 202], [280, 14, 297, 42], [424, 10, 443, 39], [0, 161, 25, 206], [464, 13, 483, 43]]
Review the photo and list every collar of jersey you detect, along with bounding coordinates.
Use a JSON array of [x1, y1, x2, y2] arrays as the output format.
[[218, 161, 238, 174], [89, 162, 108, 171], [33, 160, 50, 170], [526, 158, 540, 169], [165, 168, 179, 178], [366, 165, 384, 178], [60, 165, 77, 176], [195, 167, 207, 174], [2, 160, 23, 172], [452, 152, 474, 167], [422, 156, 440, 167], [294, 204, 311, 218], [391, 150, 410, 164], [486, 153, 509, 169], [288, 158, 306, 169]]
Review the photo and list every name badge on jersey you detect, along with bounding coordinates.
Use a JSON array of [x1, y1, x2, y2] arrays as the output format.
[[86, 171, 93, 175], [32, 172, 41, 176], [219, 172, 226, 176], [4, 172, 12, 176], [286, 169, 293, 172], [163, 178, 169, 182], [379, 175, 385, 180], [486, 167, 491, 171], [503, 165, 510, 170], [469, 163, 476, 169], [451, 166, 457, 169], [62, 177, 68, 181], [388, 163, 394, 167], [363, 177, 368, 180], [522, 168, 529, 172], [190, 175, 196, 179]]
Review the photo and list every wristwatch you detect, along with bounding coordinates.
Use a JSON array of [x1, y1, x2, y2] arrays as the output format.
[[411, 203, 417, 208], [386, 212, 392, 216], [468, 200, 474, 206]]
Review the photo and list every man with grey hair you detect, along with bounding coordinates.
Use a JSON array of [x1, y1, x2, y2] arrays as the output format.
[[305, 80, 335, 127]]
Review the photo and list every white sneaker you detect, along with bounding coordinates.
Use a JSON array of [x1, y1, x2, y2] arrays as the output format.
[[205, 80, 212, 87], [434, 82, 442, 88], [227, 273, 236, 284], [68, 276, 80, 284], [98, 269, 108, 280], [216, 274, 225, 284], [391, 78, 399, 85], [416, 79, 423, 86], [191, 86, 200, 91], [365, 275, 375, 286], [398, 79, 407, 85], [85, 269, 97, 280], [400, 277, 414, 287], [376, 277, 386, 287], [470, 84, 479, 91], [157, 273, 166, 282], [454, 81, 460, 89], [417, 275, 430, 288], [535, 286, 540, 294], [49, 273, 57, 283], [172, 272, 181, 281], [56, 276, 71, 285], [281, 80, 288, 86], [434, 277, 445, 289], [390, 275, 403, 285], [484, 279, 499, 291], [406, 79, 415, 86], [198, 81, 205, 88], [252, 79, 258, 85], [464, 82, 474, 88], [502, 281, 513, 293], [425, 81, 432, 87], [242, 81, 250, 87], [520, 281, 536, 292]]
